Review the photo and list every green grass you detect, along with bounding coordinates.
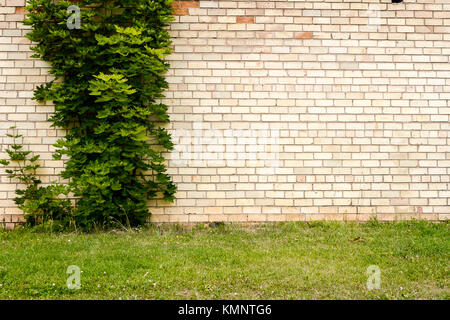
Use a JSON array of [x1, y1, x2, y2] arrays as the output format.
[[0, 220, 448, 300]]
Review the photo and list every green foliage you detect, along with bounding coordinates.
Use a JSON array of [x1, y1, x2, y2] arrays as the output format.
[[22, 0, 176, 230], [1, 128, 72, 228]]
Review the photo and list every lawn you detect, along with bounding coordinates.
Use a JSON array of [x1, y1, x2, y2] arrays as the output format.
[[0, 220, 448, 300]]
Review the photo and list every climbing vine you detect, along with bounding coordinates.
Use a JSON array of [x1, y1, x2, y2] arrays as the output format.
[[0, 127, 72, 229], [19, 0, 176, 229]]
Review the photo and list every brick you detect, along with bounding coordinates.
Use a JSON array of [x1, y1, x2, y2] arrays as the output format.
[[179, 1, 199, 9], [15, 7, 27, 14], [173, 8, 189, 15], [236, 16, 255, 24]]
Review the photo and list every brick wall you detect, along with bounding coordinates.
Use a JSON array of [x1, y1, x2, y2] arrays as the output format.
[[1, 0, 449, 227]]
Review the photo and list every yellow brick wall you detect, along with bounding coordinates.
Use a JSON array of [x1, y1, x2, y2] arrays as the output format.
[[1, 0, 449, 227]]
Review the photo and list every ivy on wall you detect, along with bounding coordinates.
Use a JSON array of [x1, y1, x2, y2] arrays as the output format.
[[19, 0, 176, 229]]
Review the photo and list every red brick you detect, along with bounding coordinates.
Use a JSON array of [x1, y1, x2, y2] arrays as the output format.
[[173, 8, 189, 15], [294, 32, 313, 39], [15, 7, 27, 14], [179, 1, 199, 8], [236, 16, 255, 24]]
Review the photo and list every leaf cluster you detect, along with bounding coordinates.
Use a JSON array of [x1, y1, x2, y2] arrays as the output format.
[[18, 0, 176, 230]]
